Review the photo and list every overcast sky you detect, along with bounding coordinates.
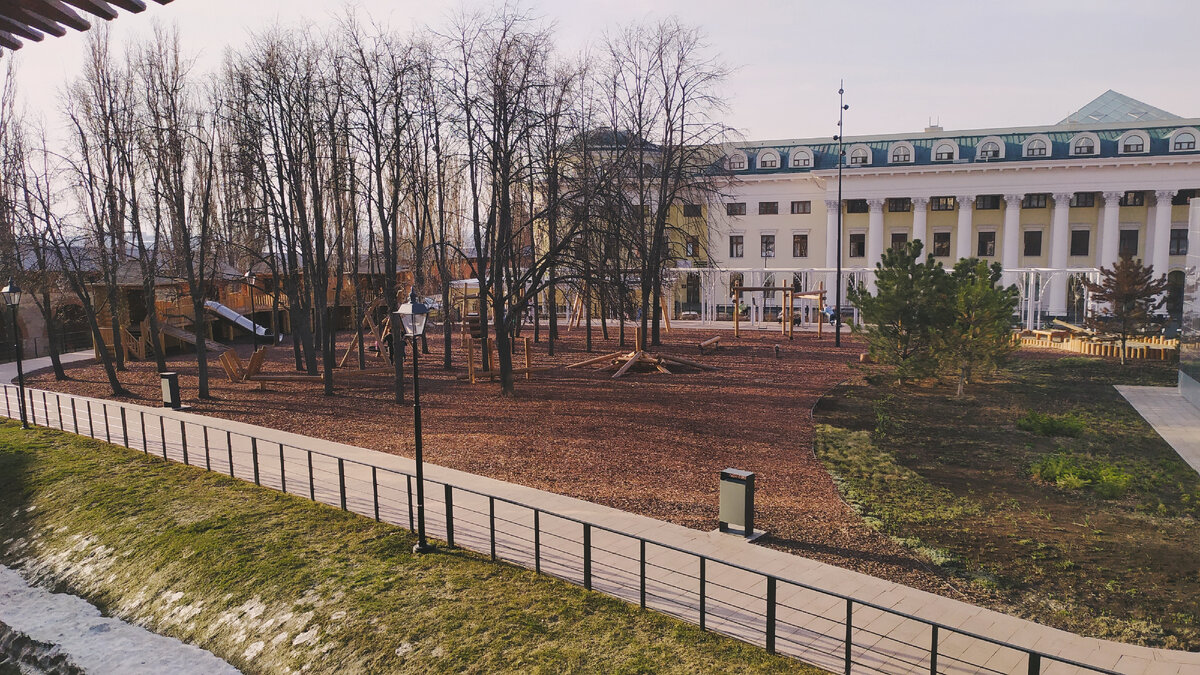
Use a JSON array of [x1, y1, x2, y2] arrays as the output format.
[[8, 0, 1198, 141]]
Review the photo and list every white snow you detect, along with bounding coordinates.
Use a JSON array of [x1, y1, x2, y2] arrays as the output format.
[[0, 565, 240, 675]]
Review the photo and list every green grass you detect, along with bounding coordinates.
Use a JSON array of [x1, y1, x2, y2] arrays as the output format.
[[813, 356, 1200, 649], [0, 422, 819, 674]]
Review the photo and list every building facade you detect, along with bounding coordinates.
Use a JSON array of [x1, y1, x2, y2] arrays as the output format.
[[682, 92, 1200, 327]]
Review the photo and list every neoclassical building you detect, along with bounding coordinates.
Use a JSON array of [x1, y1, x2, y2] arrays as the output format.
[[682, 91, 1200, 326]]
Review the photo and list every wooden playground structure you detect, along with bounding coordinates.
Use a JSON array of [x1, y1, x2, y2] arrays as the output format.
[[1014, 319, 1178, 361], [564, 327, 717, 379], [731, 282, 828, 340]]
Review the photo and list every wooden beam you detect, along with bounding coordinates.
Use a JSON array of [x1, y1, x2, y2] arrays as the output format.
[[61, 0, 118, 20], [0, 28, 21, 49], [105, 0, 145, 11], [0, 14, 42, 40], [17, 0, 90, 32], [0, 6, 67, 37]]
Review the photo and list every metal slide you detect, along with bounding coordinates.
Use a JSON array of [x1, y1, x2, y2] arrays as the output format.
[[204, 300, 271, 338]]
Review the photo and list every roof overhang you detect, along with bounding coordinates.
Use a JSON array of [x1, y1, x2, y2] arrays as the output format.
[[0, 0, 174, 54]]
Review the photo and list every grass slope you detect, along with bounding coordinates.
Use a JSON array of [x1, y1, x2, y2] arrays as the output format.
[[0, 422, 818, 674], [814, 355, 1200, 649]]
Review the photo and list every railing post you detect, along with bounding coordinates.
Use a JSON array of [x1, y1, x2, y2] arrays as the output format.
[[226, 431, 234, 478], [639, 539, 647, 609], [699, 557, 707, 631], [443, 484, 453, 547], [72, 399, 78, 435], [371, 466, 379, 521], [489, 496, 496, 561], [180, 420, 188, 465], [307, 451, 315, 500], [138, 410, 145, 454], [278, 444, 286, 494], [583, 523, 592, 591], [533, 510, 541, 573], [406, 475, 414, 530], [56, 395, 63, 431], [1027, 653, 1041, 675], [337, 458, 346, 510], [120, 408, 128, 447], [159, 416, 167, 459], [86, 400, 92, 437], [4, 385, 9, 418], [203, 427, 211, 471], [102, 403, 110, 443], [845, 598, 853, 675], [41, 392, 47, 427], [766, 576, 777, 654], [930, 625, 938, 675], [251, 437, 260, 486]]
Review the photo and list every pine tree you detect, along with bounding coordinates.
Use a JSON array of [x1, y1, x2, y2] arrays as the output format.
[[941, 259, 1019, 397], [848, 241, 953, 383], [1083, 255, 1168, 365]]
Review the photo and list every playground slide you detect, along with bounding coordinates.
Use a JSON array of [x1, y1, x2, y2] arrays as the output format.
[[159, 323, 222, 353], [204, 300, 271, 338]]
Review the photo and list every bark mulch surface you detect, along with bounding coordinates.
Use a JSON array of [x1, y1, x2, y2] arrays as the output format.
[[30, 327, 983, 603]]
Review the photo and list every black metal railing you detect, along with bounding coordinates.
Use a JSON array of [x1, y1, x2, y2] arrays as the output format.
[[0, 383, 1124, 675]]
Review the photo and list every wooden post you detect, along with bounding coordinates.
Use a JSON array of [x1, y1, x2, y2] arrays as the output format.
[[635, 326, 643, 352], [467, 336, 476, 384], [732, 292, 740, 338], [523, 337, 532, 380], [817, 282, 825, 339], [660, 293, 672, 333]]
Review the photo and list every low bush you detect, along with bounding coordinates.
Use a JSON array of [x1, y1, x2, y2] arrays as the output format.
[[1017, 410, 1086, 437], [1031, 452, 1133, 499]]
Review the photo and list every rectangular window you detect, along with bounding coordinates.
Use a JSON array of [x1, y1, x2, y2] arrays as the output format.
[[760, 157, 777, 168], [1176, 136, 1197, 151], [685, 236, 699, 257], [846, 199, 868, 214], [935, 150, 954, 161], [729, 157, 746, 170], [729, 235, 744, 258], [760, 234, 775, 257], [848, 233, 866, 258], [979, 147, 1000, 159], [792, 234, 808, 258], [887, 197, 911, 212], [758, 201, 779, 215], [890, 232, 908, 251], [1170, 228, 1189, 256], [683, 203, 702, 218], [1123, 140, 1144, 153], [1070, 230, 1090, 256], [790, 200, 811, 214], [932, 231, 951, 257], [1173, 189, 1197, 206], [726, 202, 746, 216], [1023, 230, 1043, 257], [930, 196, 956, 211], [1119, 191, 1145, 207], [1118, 229, 1139, 257], [975, 195, 1001, 210], [1022, 193, 1048, 209], [685, 273, 700, 304], [977, 232, 996, 257], [1069, 192, 1095, 208]]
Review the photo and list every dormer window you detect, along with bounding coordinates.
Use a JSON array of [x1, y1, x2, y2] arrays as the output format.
[[1175, 132, 1196, 151], [979, 142, 1000, 159], [1073, 138, 1095, 155], [1123, 138, 1144, 152], [757, 150, 780, 169], [790, 148, 813, 168], [892, 147, 910, 163], [1026, 139, 1047, 157], [934, 143, 955, 161], [727, 152, 747, 170], [850, 148, 868, 165]]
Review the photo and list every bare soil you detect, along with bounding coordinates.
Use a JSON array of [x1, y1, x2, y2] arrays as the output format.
[[30, 325, 982, 603]]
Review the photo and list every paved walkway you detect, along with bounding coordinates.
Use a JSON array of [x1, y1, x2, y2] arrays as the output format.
[[1117, 384, 1200, 477], [4, 354, 1198, 674]]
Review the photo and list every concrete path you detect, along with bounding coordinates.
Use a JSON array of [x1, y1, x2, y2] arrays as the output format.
[[1117, 384, 1200, 477], [4, 354, 1198, 674]]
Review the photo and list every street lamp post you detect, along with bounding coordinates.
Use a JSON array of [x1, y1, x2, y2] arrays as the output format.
[[833, 82, 849, 348], [397, 287, 433, 554], [3, 279, 28, 429], [244, 271, 261, 346]]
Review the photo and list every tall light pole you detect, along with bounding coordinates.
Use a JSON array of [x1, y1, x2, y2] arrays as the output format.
[[3, 279, 28, 429], [397, 287, 433, 554], [833, 82, 849, 347], [244, 271, 261, 346]]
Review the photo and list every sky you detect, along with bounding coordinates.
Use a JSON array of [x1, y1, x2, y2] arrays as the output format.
[[7, 0, 1199, 142]]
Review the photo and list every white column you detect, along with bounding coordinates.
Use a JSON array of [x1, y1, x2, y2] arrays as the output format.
[[911, 197, 929, 251], [1152, 190, 1176, 275], [1099, 191, 1122, 269], [825, 199, 839, 292], [1002, 193, 1023, 285], [1048, 192, 1072, 316], [955, 194, 974, 260], [867, 199, 885, 262]]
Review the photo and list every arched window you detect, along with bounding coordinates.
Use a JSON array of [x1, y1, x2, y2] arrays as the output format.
[[979, 141, 1000, 159], [727, 152, 747, 170], [850, 148, 868, 165], [1073, 137, 1095, 155], [892, 146, 910, 163], [1175, 132, 1196, 151], [1026, 138, 1047, 157], [790, 148, 812, 167], [934, 143, 955, 161], [1120, 131, 1147, 153], [757, 150, 780, 169]]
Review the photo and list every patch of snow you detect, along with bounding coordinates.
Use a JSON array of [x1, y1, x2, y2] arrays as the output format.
[[242, 640, 265, 660], [395, 642, 413, 657], [0, 565, 239, 674], [292, 626, 319, 646]]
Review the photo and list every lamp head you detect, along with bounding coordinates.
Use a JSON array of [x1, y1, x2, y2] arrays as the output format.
[[244, 270, 256, 286], [398, 286, 429, 337], [2, 278, 22, 308]]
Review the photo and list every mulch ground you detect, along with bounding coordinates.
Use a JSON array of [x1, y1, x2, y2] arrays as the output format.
[[28, 325, 981, 601]]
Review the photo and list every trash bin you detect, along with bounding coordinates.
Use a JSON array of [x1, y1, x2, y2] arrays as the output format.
[[718, 468, 755, 537], [161, 372, 182, 409]]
